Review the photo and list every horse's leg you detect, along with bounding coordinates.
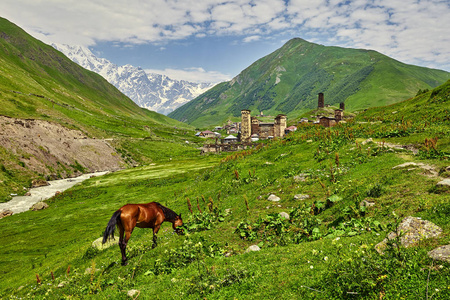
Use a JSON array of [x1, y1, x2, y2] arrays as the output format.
[[118, 223, 127, 265], [152, 224, 161, 249]]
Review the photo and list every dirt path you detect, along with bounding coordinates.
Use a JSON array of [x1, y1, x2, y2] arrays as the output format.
[[0, 171, 108, 214]]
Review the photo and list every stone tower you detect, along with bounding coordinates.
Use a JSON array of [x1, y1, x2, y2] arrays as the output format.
[[241, 110, 251, 142], [340, 102, 345, 110], [318, 93, 324, 108], [274, 114, 287, 138]]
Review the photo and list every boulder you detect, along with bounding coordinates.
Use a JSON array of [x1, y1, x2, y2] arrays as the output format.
[[428, 245, 450, 263], [279, 212, 290, 220], [375, 217, 442, 253], [0, 209, 13, 219], [30, 201, 49, 211], [92, 236, 118, 250], [245, 245, 261, 253], [436, 178, 450, 187], [267, 194, 280, 202], [31, 179, 49, 188]]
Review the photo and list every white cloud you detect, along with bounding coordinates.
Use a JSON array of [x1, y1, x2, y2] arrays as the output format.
[[0, 0, 449, 71], [145, 67, 232, 83]]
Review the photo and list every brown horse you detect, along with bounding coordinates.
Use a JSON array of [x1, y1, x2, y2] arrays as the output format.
[[102, 202, 183, 265]]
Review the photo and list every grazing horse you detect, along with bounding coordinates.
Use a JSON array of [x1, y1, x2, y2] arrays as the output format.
[[102, 202, 183, 265]]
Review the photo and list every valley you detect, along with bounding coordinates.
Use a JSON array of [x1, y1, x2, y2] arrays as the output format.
[[0, 16, 449, 299]]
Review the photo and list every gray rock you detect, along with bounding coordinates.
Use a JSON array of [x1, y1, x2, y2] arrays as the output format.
[[245, 245, 261, 253], [437, 178, 450, 187], [294, 194, 310, 201], [360, 199, 375, 207], [127, 289, 140, 298], [279, 212, 290, 220], [392, 162, 422, 169], [31, 179, 49, 188], [92, 236, 118, 250], [428, 245, 450, 263], [362, 138, 373, 145], [375, 217, 442, 254], [0, 209, 13, 219], [268, 194, 280, 202], [30, 201, 49, 211]]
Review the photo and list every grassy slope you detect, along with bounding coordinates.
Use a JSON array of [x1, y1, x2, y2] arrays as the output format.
[[1, 83, 449, 299], [169, 38, 449, 128], [0, 17, 204, 201]]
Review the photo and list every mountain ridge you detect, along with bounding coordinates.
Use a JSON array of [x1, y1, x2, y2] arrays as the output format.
[[52, 44, 215, 115], [169, 38, 450, 127]]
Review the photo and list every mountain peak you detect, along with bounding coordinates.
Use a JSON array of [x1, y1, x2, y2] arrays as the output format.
[[53, 44, 215, 115]]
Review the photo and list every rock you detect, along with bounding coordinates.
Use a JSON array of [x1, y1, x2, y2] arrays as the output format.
[[436, 178, 450, 187], [362, 138, 373, 145], [267, 194, 280, 202], [279, 212, 290, 220], [31, 179, 49, 188], [392, 162, 422, 169], [360, 199, 375, 207], [92, 236, 118, 250], [428, 245, 450, 263], [25, 192, 31, 196], [30, 201, 49, 211], [294, 194, 310, 201], [375, 217, 442, 254], [0, 209, 13, 219], [245, 245, 261, 253], [127, 289, 140, 298]]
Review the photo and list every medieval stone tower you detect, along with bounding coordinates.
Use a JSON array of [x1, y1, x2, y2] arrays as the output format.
[[241, 109, 251, 142], [340, 102, 345, 110], [318, 93, 324, 108], [274, 114, 287, 138]]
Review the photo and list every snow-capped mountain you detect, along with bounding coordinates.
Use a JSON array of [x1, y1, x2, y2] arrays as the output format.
[[52, 44, 215, 115]]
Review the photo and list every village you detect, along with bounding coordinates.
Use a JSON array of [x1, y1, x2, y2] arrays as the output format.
[[199, 93, 348, 153]]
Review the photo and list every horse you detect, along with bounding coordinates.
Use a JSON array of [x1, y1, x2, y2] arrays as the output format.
[[102, 202, 183, 265]]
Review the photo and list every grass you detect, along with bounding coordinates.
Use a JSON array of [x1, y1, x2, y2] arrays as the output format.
[[1, 108, 449, 298]]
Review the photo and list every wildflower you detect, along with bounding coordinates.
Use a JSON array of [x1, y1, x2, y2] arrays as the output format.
[[324, 256, 328, 261], [310, 265, 314, 269]]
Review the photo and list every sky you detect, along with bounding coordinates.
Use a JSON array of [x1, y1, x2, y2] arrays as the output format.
[[1, 0, 449, 83]]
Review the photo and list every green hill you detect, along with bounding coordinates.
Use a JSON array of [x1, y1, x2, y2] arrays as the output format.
[[1, 81, 449, 299], [169, 38, 450, 128], [0, 17, 201, 201]]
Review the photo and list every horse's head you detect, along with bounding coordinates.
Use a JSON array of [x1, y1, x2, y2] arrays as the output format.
[[173, 214, 183, 235]]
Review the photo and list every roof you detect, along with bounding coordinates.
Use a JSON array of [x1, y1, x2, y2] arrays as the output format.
[[224, 135, 238, 140]]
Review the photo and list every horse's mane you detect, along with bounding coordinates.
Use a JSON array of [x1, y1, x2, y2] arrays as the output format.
[[155, 202, 179, 222]]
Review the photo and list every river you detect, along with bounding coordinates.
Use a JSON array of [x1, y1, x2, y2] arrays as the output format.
[[0, 171, 108, 214]]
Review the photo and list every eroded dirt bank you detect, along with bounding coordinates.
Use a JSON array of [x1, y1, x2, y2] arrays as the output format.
[[0, 115, 126, 179]]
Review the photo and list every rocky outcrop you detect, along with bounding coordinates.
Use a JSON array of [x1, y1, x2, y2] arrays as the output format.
[[375, 217, 442, 253]]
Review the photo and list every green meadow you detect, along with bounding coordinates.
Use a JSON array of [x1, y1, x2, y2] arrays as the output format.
[[1, 82, 449, 299]]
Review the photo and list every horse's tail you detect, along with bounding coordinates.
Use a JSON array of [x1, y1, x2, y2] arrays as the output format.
[[102, 210, 121, 244]]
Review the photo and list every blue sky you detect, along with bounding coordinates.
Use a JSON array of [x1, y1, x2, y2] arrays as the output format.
[[2, 0, 449, 83]]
